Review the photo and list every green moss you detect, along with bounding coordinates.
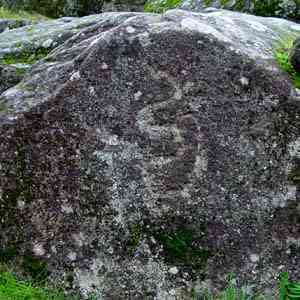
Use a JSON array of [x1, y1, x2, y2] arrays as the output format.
[[15, 67, 26, 76], [274, 36, 300, 89], [144, 0, 182, 13], [157, 228, 211, 271], [127, 224, 142, 256], [203, 0, 213, 7], [2, 47, 51, 65]]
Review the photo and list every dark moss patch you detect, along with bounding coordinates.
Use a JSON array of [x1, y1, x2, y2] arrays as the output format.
[[0, 247, 18, 263], [127, 224, 142, 256], [157, 227, 211, 272], [8, 20, 25, 29], [22, 255, 49, 283], [2, 47, 51, 65]]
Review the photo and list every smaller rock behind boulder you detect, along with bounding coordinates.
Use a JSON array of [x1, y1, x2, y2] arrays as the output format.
[[290, 36, 300, 72], [179, 0, 300, 21]]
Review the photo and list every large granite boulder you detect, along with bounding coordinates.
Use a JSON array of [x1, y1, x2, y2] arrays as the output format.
[[0, 8, 300, 299], [179, 0, 300, 20]]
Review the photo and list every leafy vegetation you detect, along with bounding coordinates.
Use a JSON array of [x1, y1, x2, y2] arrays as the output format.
[[279, 271, 300, 300], [144, 0, 182, 13], [253, 0, 282, 17], [274, 36, 300, 89], [0, 6, 48, 21]]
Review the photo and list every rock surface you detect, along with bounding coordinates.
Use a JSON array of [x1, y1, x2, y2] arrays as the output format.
[[0, 8, 300, 299], [180, 0, 300, 21]]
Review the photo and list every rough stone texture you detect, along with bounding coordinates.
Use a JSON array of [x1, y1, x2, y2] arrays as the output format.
[[180, 0, 300, 21], [290, 36, 300, 72], [0, 9, 300, 299]]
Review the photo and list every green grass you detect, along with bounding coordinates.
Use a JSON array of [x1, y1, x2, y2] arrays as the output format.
[[0, 270, 71, 300], [202, 277, 265, 300], [0, 264, 99, 300], [202, 272, 300, 300], [144, 0, 182, 13], [274, 36, 300, 89], [1, 265, 300, 300], [0, 6, 49, 21]]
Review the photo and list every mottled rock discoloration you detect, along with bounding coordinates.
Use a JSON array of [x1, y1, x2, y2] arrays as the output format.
[[0, 9, 300, 299]]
